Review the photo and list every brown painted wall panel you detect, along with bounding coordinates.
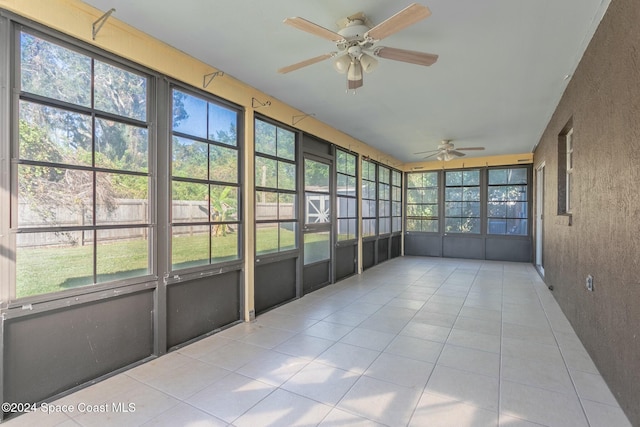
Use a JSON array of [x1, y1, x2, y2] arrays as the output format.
[[534, 0, 640, 424]]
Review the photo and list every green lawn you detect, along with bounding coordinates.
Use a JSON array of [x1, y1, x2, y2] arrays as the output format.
[[16, 227, 306, 298]]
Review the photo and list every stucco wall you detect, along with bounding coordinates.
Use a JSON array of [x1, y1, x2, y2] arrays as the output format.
[[533, 0, 640, 424]]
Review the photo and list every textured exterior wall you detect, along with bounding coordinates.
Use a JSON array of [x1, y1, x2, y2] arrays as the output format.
[[534, 0, 640, 424]]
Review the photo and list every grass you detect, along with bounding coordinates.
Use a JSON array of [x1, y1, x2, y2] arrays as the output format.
[[16, 227, 318, 298]]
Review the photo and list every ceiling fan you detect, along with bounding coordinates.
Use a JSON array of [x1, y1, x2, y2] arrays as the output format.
[[278, 3, 438, 89], [414, 140, 485, 161]]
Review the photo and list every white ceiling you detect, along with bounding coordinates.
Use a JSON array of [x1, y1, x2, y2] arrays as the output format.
[[83, 0, 610, 163]]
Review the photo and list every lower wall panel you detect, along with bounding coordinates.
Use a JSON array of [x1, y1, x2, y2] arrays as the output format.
[[377, 238, 389, 263], [255, 258, 296, 314], [390, 235, 401, 259], [167, 271, 241, 348], [303, 261, 330, 294], [485, 237, 532, 262], [3, 290, 154, 410], [335, 244, 356, 280], [362, 240, 375, 270], [406, 233, 531, 262], [405, 234, 442, 257]]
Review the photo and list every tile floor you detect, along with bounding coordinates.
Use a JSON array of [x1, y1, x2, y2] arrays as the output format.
[[4, 257, 632, 427]]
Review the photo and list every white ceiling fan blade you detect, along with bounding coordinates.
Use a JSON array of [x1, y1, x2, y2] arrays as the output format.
[[449, 150, 466, 157], [413, 149, 439, 155], [283, 17, 346, 43], [278, 53, 335, 74], [423, 152, 440, 160], [365, 3, 431, 42], [374, 47, 438, 66], [456, 147, 485, 151]]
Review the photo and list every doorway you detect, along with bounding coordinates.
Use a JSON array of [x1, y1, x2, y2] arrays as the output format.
[[302, 156, 333, 293], [535, 163, 545, 275]]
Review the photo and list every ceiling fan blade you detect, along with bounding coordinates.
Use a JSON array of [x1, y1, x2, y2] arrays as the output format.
[[283, 17, 346, 43], [278, 53, 335, 74], [365, 3, 431, 42], [456, 147, 485, 151], [449, 150, 467, 157], [423, 152, 440, 160], [413, 149, 439, 155], [374, 47, 438, 66]]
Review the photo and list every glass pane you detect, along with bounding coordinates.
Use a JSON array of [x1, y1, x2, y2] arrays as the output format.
[[508, 168, 528, 184], [21, 32, 91, 107], [392, 217, 402, 232], [488, 219, 507, 234], [463, 187, 480, 201], [407, 189, 423, 204], [393, 186, 402, 202], [305, 159, 330, 191], [255, 120, 276, 156], [96, 228, 149, 282], [16, 231, 94, 298], [172, 90, 207, 138], [172, 136, 208, 180], [363, 181, 376, 199], [278, 161, 296, 191], [424, 219, 438, 232], [211, 229, 239, 262], [172, 181, 209, 223], [255, 156, 277, 188], [95, 118, 148, 172], [363, 218, 376, 237], [172, 225, 209, 270], [379, 218, 391, 234], [277, 127, 295, 160], [393, 201, 402, 216], [304, 231, 330, 265], [445, 187, 462, 201], [337, 218, 356, 241], [94, 61, 146, 121], [279, 193, 296, 220], [379, 167, 390, 183], [392, 170, 401, 185], [19, 101, 92, 166], [463, 170, 480, 185], [362, 200, 374, 218], [507, 219, 528, 235], [210, 144, 238, 183], [488, 169, 508, 185], [336, 150, 347, 173], [488, 187, 506, 201], [488, 202, 507, 218], [96, 173, 148, 224], [210, 185, 238, 223], [306, 193, 330, 224], [347, 198, 357, 217], [406, 219, 420, 231], [346, 153, 356, 176], [463, 201, 481, 218], [407, 173, 422, 188], [347, 176, 356, 195], [425, 172, 438, 187], [507, 202, 528, 219], [256, 223, 279, 255], [256, 191, 278, 220], [336, 173, 347, 195], [18, 165, 92, 228], [208, 103, 237, 145], [445, 202, 462, 218], [280, 222, 297, 251], [446, 171, 462, 186]]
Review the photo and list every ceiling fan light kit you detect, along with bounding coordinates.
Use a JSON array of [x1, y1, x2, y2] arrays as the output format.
[[414, 140, 486, 161], [278, 3, 438, 90]]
